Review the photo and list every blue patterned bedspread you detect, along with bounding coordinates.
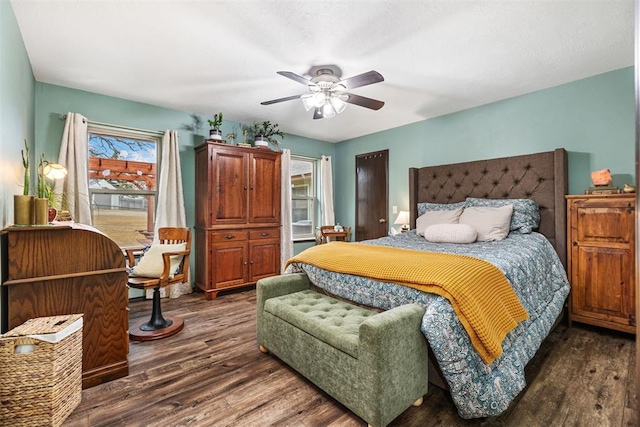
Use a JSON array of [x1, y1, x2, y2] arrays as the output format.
[[286, 231, 570, 418]]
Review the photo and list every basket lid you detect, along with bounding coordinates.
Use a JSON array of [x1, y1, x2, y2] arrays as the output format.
[[2, 314, 83, 343]]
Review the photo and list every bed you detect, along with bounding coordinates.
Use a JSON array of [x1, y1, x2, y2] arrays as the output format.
[[286, 148, 570, 419]]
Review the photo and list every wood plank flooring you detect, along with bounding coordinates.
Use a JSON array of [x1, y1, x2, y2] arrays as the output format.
[[63, 289, 636, 427]]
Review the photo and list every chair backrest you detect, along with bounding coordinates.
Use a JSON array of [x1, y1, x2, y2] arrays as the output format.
[[157, 227, 191, 278], [158, 227, 191, 250]]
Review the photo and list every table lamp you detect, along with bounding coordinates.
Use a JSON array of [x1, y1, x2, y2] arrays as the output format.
[[393, 210, 410, 231]]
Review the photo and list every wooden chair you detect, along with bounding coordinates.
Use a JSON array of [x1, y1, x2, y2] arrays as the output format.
[[126, 227, 191, 341], [318, 225, 352, 244]]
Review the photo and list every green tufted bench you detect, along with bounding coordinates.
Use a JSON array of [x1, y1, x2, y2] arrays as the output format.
[[256, 273, 429, 427]]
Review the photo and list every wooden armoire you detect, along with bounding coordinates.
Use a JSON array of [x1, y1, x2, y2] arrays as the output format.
[[566, 194, 636, 334], [194, 142, 281, 300]]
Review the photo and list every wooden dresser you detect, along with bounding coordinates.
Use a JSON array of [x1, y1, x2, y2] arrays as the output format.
[[194, 142, 281, 300], [566, 194, 636, 334], [0, 223, 129, 388]]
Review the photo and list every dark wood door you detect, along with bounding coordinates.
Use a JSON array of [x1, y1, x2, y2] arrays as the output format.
[[355, 150, 388, 241]]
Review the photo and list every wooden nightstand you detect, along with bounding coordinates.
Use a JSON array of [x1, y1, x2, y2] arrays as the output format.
[[566, 194, 635, 334]]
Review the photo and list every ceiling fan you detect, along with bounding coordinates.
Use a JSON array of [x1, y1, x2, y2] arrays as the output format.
[[261, 68, 385, 119]]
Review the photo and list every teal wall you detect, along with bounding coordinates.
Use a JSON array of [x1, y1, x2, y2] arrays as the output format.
[[334, 67, 635, 233], [1, 1, 36, 327], [34, 82, 335, 258], [1, 1, 35, 228]]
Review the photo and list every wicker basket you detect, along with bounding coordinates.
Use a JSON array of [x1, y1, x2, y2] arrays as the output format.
[[0, 314, 83, 427]]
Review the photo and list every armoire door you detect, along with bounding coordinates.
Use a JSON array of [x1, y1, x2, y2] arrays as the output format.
[[249, 151, 281, 224], [212, 148, 248, 225]]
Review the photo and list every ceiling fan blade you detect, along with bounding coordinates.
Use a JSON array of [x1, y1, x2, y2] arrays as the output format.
[[277, 71, 313, 86], [340, 70, 384, 90], [261, 94, 305, 105], [344, 93, 385, 110], [313, 107, 324, 120]]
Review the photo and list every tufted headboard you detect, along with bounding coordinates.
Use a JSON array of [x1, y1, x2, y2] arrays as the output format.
[[409, 149, 568, 268]]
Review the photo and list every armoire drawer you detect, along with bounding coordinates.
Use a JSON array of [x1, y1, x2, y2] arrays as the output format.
[[210, 230, 248, 242], [249, 228, 280, 240]]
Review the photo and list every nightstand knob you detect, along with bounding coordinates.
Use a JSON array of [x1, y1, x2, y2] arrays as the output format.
[[573, 241, 578, 246]]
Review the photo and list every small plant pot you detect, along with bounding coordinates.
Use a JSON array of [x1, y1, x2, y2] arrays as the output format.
[[209, 129, 223, 140], [48, 207, 58, 222], [34, 197, 48, 225], [254, 136, 269, 147], [14, 194, 34, 225]]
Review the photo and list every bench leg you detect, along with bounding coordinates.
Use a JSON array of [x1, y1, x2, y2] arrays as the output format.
[[413, 396, 423, 407], [259, 344, 269, 354]]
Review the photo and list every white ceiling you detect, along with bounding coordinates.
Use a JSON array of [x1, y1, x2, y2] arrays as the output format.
[[11, 0, 634, 143]]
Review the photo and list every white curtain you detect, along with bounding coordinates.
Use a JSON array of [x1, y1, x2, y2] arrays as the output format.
[[150, 130, 190, 299], [280, 149, 293, 272], [56, 113, 91, 225], [321, 155, 335, 225]]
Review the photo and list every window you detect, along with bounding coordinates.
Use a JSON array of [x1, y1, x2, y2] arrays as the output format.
[[87, 126, 160, 247], [290, 156, 317, 241]]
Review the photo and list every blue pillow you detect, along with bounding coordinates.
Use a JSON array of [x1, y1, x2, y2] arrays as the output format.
[[465, 197, 540, 233], [417, 201, 466, 217]]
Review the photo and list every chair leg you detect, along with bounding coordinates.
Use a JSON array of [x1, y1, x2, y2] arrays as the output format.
[[139, 287, 173, 331]]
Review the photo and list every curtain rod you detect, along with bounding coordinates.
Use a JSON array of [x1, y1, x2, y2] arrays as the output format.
[[58, 114, 165, 137]]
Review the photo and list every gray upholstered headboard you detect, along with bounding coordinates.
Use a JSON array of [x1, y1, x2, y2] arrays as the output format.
[[409, 148, 568, 268]]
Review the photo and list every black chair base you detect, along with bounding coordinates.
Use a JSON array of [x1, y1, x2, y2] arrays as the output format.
[[129, 286, 184, 341], [129, 316, 184, 341]]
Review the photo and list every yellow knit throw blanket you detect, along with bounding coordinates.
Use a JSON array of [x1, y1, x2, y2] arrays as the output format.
[[285, 242, 528, 364]]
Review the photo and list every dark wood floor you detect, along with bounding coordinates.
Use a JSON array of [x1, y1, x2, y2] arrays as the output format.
[[64, 288, 636, 427]]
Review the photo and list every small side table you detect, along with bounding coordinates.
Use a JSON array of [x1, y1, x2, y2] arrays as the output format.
[[319, 226, 352, 244]]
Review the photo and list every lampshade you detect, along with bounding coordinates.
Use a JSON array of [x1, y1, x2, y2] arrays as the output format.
[[322, 101, 337, 119], [43, 163, 68, 180], [330, 94, 347, 114], [394, 211, 410, 230], [301, 92, 326, 111]]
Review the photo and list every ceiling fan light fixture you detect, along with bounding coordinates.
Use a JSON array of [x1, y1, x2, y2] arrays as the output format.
[[301, 94, 315, 111], [330, 95, 347, 114], [322, 101, 337, 119], [301, 92, 326, 111]]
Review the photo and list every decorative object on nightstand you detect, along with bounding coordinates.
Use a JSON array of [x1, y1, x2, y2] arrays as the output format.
[[394, 210, 410, 232], [585, 168, 620, 194], [590, 168, 613, 186], [623, 183, 636, 193], [566, 194, 635, 334]]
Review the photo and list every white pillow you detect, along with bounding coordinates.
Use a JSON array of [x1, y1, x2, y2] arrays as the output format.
[[459, 205, 513, 242], [132, 243, 187, 278], [424, 223, 478, 244], [415, 208, 464, 236]]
